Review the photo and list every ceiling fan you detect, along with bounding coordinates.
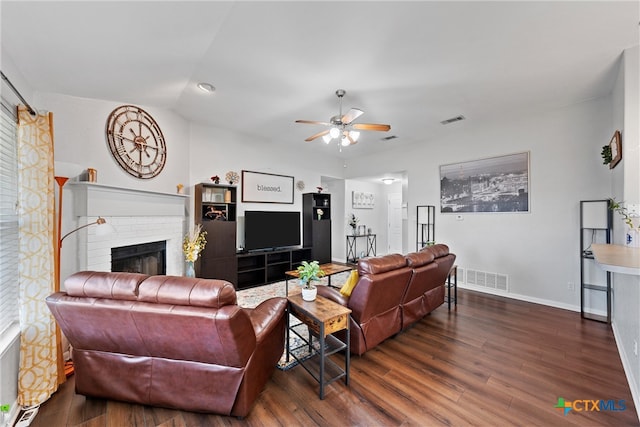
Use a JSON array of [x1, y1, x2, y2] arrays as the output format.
[[296, 89, 391, 147]]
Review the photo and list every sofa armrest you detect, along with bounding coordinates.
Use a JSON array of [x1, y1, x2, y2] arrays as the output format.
[[244, 297, 287, 343], [317, 286, 349, 307]]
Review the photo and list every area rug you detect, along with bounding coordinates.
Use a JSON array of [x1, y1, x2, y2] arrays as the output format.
[[236, 272, 350, 370]]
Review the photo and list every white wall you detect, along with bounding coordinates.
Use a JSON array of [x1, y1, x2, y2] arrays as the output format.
[[317, 177, 403, 262], [1, 48, 33, 107], [345, 96, 613, 311], [188, 122, 344, 248], [320, 177, 346, 262], [34, 93, 192, 283], [36, 92, 191, 194], [610, 45, 640, 419], [344, 179, 389, 258]]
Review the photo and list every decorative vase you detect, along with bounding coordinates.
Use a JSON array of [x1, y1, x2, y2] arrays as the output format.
[[351, 226, 357, 236], [185, 261, 196, 278], [626, 229, 640, 248], [301, 286, 317, 302]]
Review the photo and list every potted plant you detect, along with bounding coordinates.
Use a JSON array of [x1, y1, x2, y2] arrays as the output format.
[[183, 224, 207, 277], [348, 213, 359, 235], [609, 198, 640, 247], [296, 260, 325, 301], [601, 145, 612, 165]]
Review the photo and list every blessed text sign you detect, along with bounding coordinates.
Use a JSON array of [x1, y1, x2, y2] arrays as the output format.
[[241, 170, 294, 204]]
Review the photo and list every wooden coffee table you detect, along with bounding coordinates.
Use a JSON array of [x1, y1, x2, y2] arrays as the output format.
[[286, 293, 351, 399], [285, 262, 353, 295]]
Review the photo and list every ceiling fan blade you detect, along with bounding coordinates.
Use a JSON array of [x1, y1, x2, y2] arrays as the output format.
[[296, 119, 331, 126], [352, 123, 391, 132], [305, 129, 329, 142], [341, 108, 364, 125]]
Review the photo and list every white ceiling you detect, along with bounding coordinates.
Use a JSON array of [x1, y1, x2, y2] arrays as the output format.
[[2, 1, 639, 161]]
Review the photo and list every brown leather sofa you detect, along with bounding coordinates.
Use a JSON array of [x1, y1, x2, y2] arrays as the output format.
[[318, 244, 455, 355], [403, 244, 456, 329], [46, 271, 287, 418]]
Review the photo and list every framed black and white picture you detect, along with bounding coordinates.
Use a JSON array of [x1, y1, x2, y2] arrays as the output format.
[[241, 170, 294, 204], [440, 151, 530, 213], [352, 191, 375, 209]]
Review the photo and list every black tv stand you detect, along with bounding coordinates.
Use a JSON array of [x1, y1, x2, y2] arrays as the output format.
[[236, 247, 312, 290]]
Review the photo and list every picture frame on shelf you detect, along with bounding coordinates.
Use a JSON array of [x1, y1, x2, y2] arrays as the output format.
[[609, 130, 622, 169]]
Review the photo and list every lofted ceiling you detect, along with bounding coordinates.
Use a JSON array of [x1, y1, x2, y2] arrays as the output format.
[[1, 1, 638, 161]]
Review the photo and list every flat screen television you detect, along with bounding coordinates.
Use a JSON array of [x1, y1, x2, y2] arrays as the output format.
[[244, 210, 301, 251]]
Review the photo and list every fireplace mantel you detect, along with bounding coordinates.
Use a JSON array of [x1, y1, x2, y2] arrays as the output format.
[[67, 182, 187, 276], [69, 182, 188, 217]]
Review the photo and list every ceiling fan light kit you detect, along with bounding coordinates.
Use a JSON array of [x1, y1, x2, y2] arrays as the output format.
[[296, 89, 390, 148]]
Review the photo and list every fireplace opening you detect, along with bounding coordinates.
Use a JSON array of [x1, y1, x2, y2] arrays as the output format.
[[111, 240, 166, 275]]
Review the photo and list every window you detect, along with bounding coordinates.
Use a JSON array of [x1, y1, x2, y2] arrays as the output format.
[[0, 99, 19, 338]]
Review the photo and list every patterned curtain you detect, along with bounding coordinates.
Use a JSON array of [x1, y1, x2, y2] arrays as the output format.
[[16, 106, 63, 407]]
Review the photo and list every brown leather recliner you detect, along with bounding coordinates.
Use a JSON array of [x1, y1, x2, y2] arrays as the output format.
[[317, 254, 413, 355], [46, 271, 287, 418], [403, 244, 456, 329], [420, 243, 456, 308], [402, 249, 438, 328]]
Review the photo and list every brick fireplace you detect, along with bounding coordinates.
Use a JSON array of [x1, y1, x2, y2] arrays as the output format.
[[69, 182, 187, 276]]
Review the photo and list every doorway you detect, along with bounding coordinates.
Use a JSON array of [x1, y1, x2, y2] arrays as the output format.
[[387, 193, 402, 254]]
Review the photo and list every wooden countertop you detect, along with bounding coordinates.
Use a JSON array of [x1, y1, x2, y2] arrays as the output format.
[[591, 244, 640, 276]]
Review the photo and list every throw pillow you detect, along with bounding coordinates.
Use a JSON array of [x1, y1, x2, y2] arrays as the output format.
[[339, 270, 359, 297]]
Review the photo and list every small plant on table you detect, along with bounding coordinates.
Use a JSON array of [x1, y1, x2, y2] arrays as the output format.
[[296, 260, 326, 301]]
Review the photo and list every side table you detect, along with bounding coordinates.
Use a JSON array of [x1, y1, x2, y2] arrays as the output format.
[[286, 293, 351, 399], [446, 265, 457, 310], [284, 263, 353, 295], [346, 234, 376, 263]]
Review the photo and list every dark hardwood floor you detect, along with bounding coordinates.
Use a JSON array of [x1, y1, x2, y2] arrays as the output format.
[[31, 289, 639, 426]]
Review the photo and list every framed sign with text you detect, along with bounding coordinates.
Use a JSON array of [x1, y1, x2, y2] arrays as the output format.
[[241, 170, 294, 204]]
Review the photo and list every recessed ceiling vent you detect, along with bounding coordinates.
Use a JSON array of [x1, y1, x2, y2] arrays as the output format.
[[381, 135, 398, 141], [440, 115, 466, 125]]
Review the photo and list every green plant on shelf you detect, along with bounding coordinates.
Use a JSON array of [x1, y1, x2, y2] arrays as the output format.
[[609, 198, 639, 232]]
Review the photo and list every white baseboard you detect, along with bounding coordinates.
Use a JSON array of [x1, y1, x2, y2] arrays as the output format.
[[612, 322, 640, 423], [458, 283, 580, 313], [461, 284, 638, 423]]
